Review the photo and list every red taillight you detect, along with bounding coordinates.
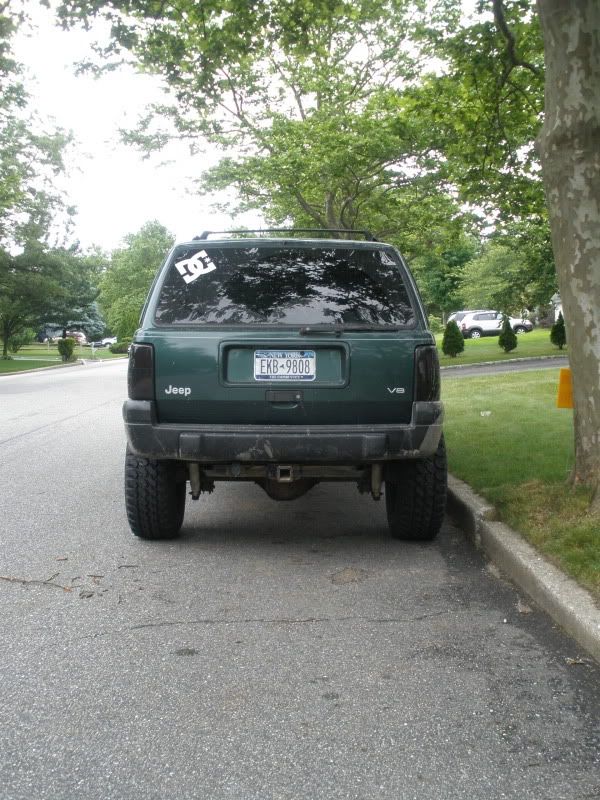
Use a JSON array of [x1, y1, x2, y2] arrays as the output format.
[[128, 343, 154, 400], [414, 345, 440, 401]]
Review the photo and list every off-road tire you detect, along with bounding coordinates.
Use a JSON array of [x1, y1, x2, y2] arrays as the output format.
[[124, 446, 186, 539], [385, 435, 447, 541]]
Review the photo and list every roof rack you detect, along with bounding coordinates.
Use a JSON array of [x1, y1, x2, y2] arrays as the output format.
[[194, 228, 378, 242]]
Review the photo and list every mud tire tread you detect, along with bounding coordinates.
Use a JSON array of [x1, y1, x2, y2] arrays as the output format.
[[124, 447, 186, 540], [385, 436, 447, 541]]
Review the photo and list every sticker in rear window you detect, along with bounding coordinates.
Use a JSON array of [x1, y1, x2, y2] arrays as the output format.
[[175, 250, 217, 284]]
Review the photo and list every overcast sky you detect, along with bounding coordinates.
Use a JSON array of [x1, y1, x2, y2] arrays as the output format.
[[14, 6, 262, 252]]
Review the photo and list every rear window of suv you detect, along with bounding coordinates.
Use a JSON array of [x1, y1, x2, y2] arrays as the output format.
[[154, 245, 416, 327]]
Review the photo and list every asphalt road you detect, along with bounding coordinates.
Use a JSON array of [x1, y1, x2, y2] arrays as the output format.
[[0, 361, 598, 800]]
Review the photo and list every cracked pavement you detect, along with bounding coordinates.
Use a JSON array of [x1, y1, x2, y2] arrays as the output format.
[[0, 361, 599, 800]]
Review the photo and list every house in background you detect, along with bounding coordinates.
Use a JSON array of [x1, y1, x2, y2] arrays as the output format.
[[551, 293, 563, 321], [533, 294, 563, 328]]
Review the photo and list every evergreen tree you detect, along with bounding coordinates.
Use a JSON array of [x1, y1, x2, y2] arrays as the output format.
[[498, 314, 518, 353], [550, 311, 566, 350], [442, 320, 465, 358]]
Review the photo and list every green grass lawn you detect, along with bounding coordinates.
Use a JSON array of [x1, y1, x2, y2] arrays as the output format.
[[443, 369, 599, 599], [18, 343, 125, 360], [0, 343, 127, 374], [437, 327, 566, 367], [0, 358, 68, 374], [5, 330, 561, 372]]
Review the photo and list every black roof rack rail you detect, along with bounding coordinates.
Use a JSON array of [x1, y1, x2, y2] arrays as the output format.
[[194, 228, 378, 242]]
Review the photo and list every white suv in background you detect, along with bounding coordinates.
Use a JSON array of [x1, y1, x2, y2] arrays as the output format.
[[458, 310, 533, 338], [447, 310, 486, 325]]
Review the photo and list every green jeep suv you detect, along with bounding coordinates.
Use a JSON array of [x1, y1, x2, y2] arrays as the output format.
[[123, 230, 446, 541]]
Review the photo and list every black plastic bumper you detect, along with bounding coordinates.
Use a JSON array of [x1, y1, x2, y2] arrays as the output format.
[[123, 400, 444, 463]]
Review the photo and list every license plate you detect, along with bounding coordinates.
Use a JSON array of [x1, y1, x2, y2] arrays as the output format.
[[254, 350, 316, 381]]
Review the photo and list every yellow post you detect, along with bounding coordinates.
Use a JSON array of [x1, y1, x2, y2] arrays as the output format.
[[556, 367, 573, 409]]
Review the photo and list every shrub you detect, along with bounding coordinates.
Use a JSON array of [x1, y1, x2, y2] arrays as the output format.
[[427, 315, 444, 334], [109, 339, 132, 354], [442, 320, 465, 358], [498, 315, 517, 353], [550, 312, 566, 349], [8, 328, 36, 353], [57, 337, 76, 362]]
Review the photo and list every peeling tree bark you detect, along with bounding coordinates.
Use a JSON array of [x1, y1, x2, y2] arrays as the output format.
[[536, 0, 600, 505]]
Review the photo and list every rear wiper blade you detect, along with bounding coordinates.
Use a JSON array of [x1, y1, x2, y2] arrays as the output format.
[[298, 323, 400, 335]]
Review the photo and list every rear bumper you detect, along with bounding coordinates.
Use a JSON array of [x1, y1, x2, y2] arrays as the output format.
[[123, 400, 443, 463]]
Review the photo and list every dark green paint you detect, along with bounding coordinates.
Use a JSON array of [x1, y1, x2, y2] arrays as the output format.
[[136, 237, 434, 427], [140, 328, 431, 426]]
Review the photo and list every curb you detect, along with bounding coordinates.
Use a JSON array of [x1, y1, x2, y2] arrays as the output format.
[[79, 357, 128, 365], [0, 360, 84, 377], [0, 357, 127, 378], [447, 474, 600, 663], [441, 355, 568, 371]]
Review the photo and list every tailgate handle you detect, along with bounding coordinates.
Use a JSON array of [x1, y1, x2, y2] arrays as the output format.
[[266, 390, 303, 403]]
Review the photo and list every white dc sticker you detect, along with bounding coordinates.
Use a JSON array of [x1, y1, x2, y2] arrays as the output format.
[[175, 250, 217, 284]]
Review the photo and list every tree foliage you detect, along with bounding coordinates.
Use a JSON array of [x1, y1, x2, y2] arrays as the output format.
[[0, 5, 95, 359], [60, 300, 107, 341], [0, 6, 73, 248], [410, 236, 477, 318], [99, 220, 175, 340], [56, 0, 474, 261], [7, 326, 34, 353], [54, 0, 559, 316], [47, 251, 108, 336], [412, 0, 545, 221], [0, 241, 103, 358], [459, 244, 522, 312]]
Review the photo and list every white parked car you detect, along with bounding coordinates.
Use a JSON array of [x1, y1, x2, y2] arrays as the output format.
[[102, 336, 117, 347], [459, 310, 533, 339], [447, 309, 487, 325]]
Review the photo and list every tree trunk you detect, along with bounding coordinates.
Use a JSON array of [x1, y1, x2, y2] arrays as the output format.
[[1, 318, 12, 359], [536, 0, 600, 505]]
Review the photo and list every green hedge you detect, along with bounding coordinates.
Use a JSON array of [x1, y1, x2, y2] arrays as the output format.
[[109, 340, 132, 354], [57, 337, 76, 362]]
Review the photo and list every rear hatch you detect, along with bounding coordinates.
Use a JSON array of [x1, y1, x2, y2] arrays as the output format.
[[146, 241, 428, 425]]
